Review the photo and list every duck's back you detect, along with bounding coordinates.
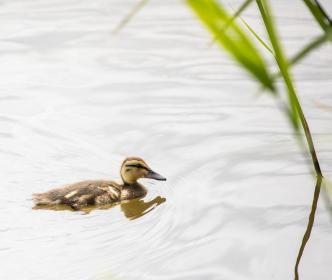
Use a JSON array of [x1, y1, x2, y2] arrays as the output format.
[[33, 180, 122, 209]]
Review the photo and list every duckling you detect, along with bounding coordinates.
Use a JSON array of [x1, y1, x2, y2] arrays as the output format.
[[33, 157, 166, 210]]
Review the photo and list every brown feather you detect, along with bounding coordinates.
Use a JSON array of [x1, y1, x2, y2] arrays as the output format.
[[33, 157, 164, 210]]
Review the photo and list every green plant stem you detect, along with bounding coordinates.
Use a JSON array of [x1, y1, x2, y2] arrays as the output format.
[[314, 0, 332, 26], [290, 30, 331, 67], [297, 108, 322, 176], [256, 0, 322, 176], [256, 2, 324, 280], [210, 0, 274, 55], [303, 0, 330, 31], [212, 0, 253, 39], [188, 0, 274, 91], [222, 0, 253, 31], [113, 0, 149, 33], [294, 176, 322, 280], [270, 31, 331, 80], [239, 17, 273, 54], [256, 0, 299, 129]]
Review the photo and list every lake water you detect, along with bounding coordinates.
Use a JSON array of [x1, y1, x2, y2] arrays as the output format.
[[0, 0, 331, 279]]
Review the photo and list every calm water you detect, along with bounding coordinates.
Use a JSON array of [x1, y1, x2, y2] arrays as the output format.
[[0, 0, 332, 279]]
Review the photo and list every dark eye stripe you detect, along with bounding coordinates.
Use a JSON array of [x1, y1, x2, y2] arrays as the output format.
[[125, 164, 149, 171], [125, 164, 139, 168]]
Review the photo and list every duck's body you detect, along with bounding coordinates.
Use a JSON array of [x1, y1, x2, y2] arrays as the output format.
[[33, 157, 165, 210]]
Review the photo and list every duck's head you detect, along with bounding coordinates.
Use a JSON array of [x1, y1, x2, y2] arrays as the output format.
[[120, 157, 166, 185]]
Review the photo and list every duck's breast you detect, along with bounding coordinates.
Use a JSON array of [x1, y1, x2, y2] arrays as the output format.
[[120, 183, 147, 201]]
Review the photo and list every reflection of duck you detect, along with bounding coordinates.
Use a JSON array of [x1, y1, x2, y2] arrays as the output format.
[[33, 195, 166, 220], [33, 157, 166, 210], [121, 196, 166, 220]]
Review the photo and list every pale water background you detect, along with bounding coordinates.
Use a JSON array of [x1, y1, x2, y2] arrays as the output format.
[[0, 0, 332, 279]]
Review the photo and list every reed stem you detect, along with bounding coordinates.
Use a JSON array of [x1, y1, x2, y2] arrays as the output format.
[[294, 176, 322, 280], [256, 0, 323, 177]]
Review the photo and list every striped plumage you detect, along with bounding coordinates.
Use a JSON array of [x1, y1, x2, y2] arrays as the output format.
[[33, 157, 166, 210]]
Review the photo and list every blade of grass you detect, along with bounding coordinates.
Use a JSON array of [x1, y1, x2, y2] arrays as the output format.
[[256, 0, 299, 129], [257, 30, 330, 112], [239, 17, 273, 54], [314, 0, 332, 25], [303, 0, 330, 32], [241, 8, 331, 75], [226, 0, 253, 25], [113, 0, 149, 34], [210, 0, 274, 56], [290, 29, 332, 65], [294, 176, 322, 280], [187, 0, 275, 91], [256, 0, 322, 176], [210, 0, 254, 44], [271, 28, 332, 79]]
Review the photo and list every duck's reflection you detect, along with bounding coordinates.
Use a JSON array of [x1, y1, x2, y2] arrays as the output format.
[[121, 196, 166, 220], [33, 195, 166, 220]]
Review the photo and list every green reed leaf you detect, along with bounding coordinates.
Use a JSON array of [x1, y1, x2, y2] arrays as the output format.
[[187, 0, 275, 91], [256, 0, 323, 177], [290, 28, 332, 65], [303, 0, 331, 32], [271, 28, 332, 79], [219, 0, 254, 32], [239, 17, 273, 54], [113, 0, 149, 33], [256, 0, 299, 129], [210, 0, 254, 44], [210, 0, 273, 55]]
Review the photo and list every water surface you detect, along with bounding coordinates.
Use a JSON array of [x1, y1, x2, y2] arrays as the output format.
[[0, 0, 331, 279]]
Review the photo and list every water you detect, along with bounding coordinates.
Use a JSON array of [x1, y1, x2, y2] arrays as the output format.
[[0, 0, 331, 279]]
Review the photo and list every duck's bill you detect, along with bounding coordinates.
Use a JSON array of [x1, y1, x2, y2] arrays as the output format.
[[146, 170, 167, 181]]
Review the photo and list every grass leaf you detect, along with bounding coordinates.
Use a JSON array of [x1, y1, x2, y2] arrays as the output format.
[[218, 0, 254, 33], [256, 0, 299, 129], [303, 0, 331, 32], [256, 0, 322, 176], [272, 28, 332, 79], [210, 0, 254, 44], [187, 0, 274, 91], [113, 0, 149, 34], [239, 16, 273, 54], [290, 28, 332, 66]]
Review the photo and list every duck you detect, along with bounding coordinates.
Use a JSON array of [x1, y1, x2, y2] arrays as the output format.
[[33, 157, 166, 210]]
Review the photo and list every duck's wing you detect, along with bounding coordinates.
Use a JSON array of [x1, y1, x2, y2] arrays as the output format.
[[33, 180, 121, 207]]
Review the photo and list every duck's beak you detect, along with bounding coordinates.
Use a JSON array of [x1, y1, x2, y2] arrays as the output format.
[[146, 170, 167, 181]]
